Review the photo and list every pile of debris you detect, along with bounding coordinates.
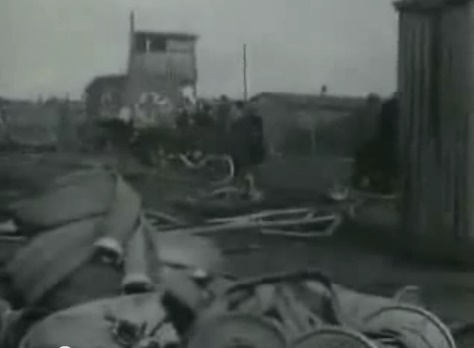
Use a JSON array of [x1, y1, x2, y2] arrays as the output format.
[[0, 167, 468, 348]]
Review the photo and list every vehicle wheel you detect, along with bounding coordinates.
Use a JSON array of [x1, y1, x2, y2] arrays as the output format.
[[186, 313, 287, 348], [363, 305, 455, 348], [452, 324, 474, 348], [291, 326, 379, 348]]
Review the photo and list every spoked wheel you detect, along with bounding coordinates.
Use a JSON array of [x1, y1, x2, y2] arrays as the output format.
[[175, 153, 235, 185], [186, 313, 287, 348], [198, 155, 235, 185], [363, 305, 456, 348], [327, 182, 350, 202], [452, 323, 474, 348], [290, 326, 379, 348], [202, 269, 340, 341]]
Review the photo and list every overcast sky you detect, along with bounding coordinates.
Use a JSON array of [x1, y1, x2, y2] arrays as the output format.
[[0, 0, 398, 100]]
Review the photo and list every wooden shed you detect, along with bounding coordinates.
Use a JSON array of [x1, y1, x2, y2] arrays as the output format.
[[251, 93, 379, 157], [85, 75, 127, 120], [395, 0, 474, 245]]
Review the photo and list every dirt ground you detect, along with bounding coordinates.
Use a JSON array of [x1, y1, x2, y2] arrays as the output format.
[[2, 152, 474, 326], [130, 172, 474, 325]]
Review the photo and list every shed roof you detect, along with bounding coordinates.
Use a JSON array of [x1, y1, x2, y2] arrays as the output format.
[[85, 74, 127, 93], [251, 92, 367, 113], [134, 31, 198, 41], [394, 0, 472, 11]]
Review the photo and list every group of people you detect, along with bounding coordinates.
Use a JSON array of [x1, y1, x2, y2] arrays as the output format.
[[99, 94, 267, 184], [174, 95, 267, 180]]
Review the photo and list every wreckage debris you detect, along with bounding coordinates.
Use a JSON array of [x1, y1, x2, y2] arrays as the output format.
[[0, 167, 463, 348], [18, 293, 179, 348], [0, 168, 223, 345]]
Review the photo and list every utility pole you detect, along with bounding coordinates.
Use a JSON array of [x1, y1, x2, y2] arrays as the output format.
[[127, 11, 136, 123], [243, 44, 248, 101], [128, 11, 135, 73]]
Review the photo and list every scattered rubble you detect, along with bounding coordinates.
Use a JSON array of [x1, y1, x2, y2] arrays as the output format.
[[0, 166, 468, 348]]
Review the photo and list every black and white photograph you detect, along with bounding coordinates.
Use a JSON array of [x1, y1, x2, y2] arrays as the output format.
[[1, 0, 473, 347]]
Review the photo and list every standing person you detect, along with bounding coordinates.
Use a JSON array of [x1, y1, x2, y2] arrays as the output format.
[[246, 103, 266, 167], [377, 93, 399, 193], [194, 103, 213, 128], [230, 100, 245, 123], [0, 101, 8, 143], [212, 95, 233, 156], [215, 95, 232, 132], [176, 107, 191, 131], [228, 101, 246, 178], [229, 101, 266, 185], [0, 100, 6, 122], [175, 107, 195, 156], [192, 102, 216, 155]]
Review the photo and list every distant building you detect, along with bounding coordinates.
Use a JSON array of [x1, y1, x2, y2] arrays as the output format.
[[127, 27, 198, 128], [251, 92, 381, 157], [0, 99, 86, 148], [126, 30, 198, 102], [84, 74, 127, 120], [84, 13, 198, 128]]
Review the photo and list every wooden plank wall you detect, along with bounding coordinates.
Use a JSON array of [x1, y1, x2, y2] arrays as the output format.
[[466, 3, 474, 239], [398, 11, 437, 238], [438, 6, 470, 240], [397, 3, 474, 242]]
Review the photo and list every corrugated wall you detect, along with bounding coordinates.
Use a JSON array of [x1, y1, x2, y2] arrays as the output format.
[[438, 5, 471, 239], [398, 10, 436, 238], [467, 3, 474, 238], [397, 1, 474, 240]]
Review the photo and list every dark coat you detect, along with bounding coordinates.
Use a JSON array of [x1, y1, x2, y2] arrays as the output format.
[[229, 112, 266, 171]]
